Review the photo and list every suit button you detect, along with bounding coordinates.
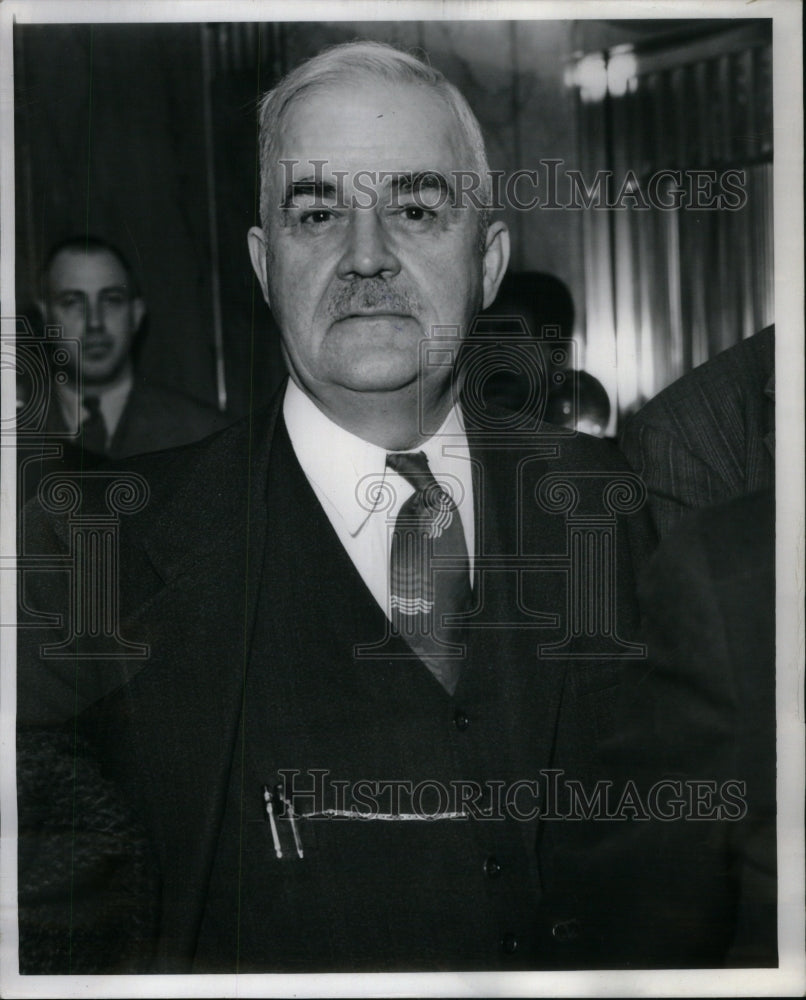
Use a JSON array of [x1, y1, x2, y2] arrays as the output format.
[[483, 855, 502, 878], [501, 932, 518, 954], [453, 710, 470, 731], [551, 918, 580, 943]]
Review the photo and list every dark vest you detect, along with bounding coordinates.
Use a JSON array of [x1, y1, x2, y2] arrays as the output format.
[[194, 419, 548, 972]]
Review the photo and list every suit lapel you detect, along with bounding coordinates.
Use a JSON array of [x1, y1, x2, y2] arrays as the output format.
[[262, 414, 433, 695], [79, 395, 282, 969], [76, 399, 573, 965], [464, 435, 569, 775]]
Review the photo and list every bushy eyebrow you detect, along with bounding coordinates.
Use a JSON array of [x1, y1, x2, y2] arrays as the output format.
[[390, 171, 455, 202], [280, 171, 457, 209], [281, 178, 339, 209]]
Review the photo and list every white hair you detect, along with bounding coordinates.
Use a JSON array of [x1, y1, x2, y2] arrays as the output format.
[[256, 40, 492, 243]]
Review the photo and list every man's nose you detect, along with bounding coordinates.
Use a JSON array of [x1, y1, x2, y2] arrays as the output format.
[[336, 211, 401, 280], [85, 297, 104, 332]]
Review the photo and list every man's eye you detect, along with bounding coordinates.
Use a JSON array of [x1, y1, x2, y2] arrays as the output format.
[[398, 205, 436, 223], [300, 209, 336, 226], [102, 292, 126, 307], [57, 294, 83, 309]]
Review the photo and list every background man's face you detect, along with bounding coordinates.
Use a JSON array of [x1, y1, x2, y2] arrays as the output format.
[[250, 79, 507, 413], [45, 248, 144, 386]]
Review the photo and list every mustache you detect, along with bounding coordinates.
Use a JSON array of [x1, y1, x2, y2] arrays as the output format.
[[326, 279, 421, 320]]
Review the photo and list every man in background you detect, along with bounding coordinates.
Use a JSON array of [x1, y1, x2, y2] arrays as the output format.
[[619, 325, 777, 965], [631, 488, 777, 966], [22, 236, 230, 469], [620, 325, 774, 538]]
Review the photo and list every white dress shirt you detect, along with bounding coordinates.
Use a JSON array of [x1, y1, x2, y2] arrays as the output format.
[[283, 379, 475, 619]]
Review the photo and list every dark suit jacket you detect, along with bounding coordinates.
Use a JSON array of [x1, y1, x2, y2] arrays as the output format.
[[626, 490, 776, 966], [17, 388, 734, 973], [619, 326, 774, 539], [105, 376, 234, 458], [18, 374, 234, 504]]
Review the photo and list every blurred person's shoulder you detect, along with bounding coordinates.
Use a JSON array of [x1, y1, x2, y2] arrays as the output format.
[[23, 398, 280, 550], [625, 325, 774, 432]]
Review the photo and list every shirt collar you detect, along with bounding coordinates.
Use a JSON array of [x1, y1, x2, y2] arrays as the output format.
[[56, 371, 133, 435], [282, 379, 471, 538]]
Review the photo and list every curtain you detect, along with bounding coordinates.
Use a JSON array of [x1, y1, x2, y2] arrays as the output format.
[[571, 21, 773, 424]]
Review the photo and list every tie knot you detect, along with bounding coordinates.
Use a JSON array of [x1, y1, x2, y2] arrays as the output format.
[[386, 450, 431, 484], [386, 451, 453, 512], [387, 450, 437, 493]]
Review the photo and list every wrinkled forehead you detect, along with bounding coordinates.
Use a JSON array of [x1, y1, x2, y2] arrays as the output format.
[[269, 78, 473, 196]]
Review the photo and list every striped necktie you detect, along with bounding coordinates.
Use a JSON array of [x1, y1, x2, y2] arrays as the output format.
[[386, 451, 471, 695]]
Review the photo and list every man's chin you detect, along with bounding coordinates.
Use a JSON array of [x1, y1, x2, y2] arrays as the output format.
[[323, 335, 423, 394], [337, 364, 421, 394]]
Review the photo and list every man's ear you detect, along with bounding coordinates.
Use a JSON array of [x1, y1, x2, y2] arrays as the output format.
[[247, 227, 271, 307], [481, 221, 510, 310], [131, 297, 146, 330]]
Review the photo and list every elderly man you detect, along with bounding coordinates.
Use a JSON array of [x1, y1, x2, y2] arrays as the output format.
[[18, 42, 733, 975]]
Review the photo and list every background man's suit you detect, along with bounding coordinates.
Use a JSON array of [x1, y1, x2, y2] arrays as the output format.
[[623, 489, 776, 966], [617, 329, 777, 967], [18, 387, 736, 973], [18, 374, 234, 501], [92, 376, 233, 459], [620, 326, 774, 538]]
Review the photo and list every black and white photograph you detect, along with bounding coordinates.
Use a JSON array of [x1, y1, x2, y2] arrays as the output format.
[[0, 1, 803, 996]]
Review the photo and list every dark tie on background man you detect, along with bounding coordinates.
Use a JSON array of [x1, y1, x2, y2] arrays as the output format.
[[386, 451, 472, 695], [80, 395, 108, 455]]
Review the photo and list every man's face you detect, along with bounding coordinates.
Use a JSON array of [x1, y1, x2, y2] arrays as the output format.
[[248, 79, 508, 418], [44, 248, 145, 386]]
